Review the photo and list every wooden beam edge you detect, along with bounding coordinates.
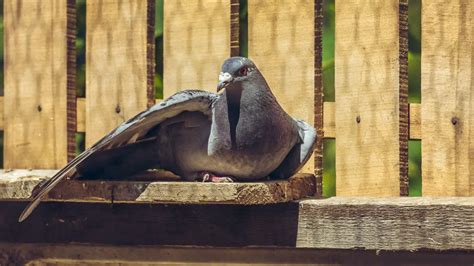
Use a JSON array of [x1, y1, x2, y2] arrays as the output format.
[[0, 243, 472, 265], [0, 170, 316, 204]]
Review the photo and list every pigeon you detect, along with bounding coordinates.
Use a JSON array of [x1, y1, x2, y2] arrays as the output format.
[[19, 57, 316, 222]]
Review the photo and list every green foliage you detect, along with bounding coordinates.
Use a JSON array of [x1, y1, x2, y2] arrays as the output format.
[[155, 0, 164, 99], [77, 0, 86, 97]]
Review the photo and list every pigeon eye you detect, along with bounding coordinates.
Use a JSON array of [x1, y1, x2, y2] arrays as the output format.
[[239, 67, 248, 76]]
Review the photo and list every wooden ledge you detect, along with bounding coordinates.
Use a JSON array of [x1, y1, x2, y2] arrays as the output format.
[[0, 170, 316, 204], [0, 197, 472, 251]]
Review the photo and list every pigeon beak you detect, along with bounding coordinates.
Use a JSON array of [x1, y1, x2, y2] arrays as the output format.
[[217, 72, 233, 92]]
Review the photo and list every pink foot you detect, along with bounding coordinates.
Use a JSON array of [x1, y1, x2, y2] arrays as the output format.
[[200, 172, 235, 183]]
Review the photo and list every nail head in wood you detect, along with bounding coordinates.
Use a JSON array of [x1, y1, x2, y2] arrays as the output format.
[[37, 105, 42, 112], [451, 117, 458, 125], [356, 115, 361, 123], [115, 104, 121, 114]]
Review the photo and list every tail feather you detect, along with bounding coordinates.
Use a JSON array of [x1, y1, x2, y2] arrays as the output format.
[[18, 150, 92, 222]]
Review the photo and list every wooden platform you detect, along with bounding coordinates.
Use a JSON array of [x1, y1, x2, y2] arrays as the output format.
[[0, 169, 316, 204]]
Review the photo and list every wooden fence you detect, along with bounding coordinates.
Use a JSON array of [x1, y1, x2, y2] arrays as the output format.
[[0, 0, 473, 264], [2, 0, 472, 196]]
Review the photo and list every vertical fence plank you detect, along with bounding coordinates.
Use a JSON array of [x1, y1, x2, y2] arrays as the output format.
[[248, 0, 316, 175], [4, 0, 69, 168], [163, 0, 230, 97], [422, 0, 473, 196], [67, 0, 77, 161], [86, 0, 154, 146], [335, 0, 408, 195]]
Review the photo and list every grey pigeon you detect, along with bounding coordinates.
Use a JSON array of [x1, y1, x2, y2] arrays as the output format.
[[19, 57, 316, 222]]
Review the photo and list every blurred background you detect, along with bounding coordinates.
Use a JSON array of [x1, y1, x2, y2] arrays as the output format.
[[0, 0, 422, 196]]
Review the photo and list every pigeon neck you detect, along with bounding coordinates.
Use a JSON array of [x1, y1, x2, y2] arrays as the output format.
[[224, 87, 242, 146]]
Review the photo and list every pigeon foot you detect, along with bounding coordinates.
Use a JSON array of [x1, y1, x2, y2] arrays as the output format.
[[200, 172, 235, 183]]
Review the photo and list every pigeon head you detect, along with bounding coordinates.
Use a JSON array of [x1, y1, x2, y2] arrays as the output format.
[[217, 57, 258, 92]]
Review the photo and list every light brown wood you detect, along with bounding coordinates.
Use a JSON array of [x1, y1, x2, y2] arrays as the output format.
[[422, 0, 474, 196], [3, 0, 68, 168], [163, 0, 230, 97], [76, 98, 86, 132], [3, 244, 472, 265], [0, 97, 3, 130], [323, 102, 420, 139], [409, 103, 421, 139], [297, 197, 474, 250], [0, 98, 425, 139], [86, 0, 151, 147], [0, 170, 315, 204], [335, 0, 408, 195], [323, 102, 335, 138], [248, 0, 315, 173]]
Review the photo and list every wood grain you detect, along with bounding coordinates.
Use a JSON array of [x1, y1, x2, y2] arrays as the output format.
[[1, 244, 472, 266], [335, 0, 408, 195], [86, 0, 151, 146], [409, 103, 421, 139], [0, 170, 315, 204], [0, 98, 424, 140], [297, 197, 474, 250], [66, 0, 77, 162], [248, 0, 315, 173], [163, 0, 230, 97], [422, 0, 474, 196], [0, 196, 472, 251], [4, 0, 68, 168]]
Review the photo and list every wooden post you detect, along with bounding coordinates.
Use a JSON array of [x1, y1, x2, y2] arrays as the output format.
[[248, 0, 318, 179], [334, 0, 409, 195], [4, 0, 71, 168], [85, 0, 154, 147], [163, 0, 231, 97], [421, 0, 474, 196]]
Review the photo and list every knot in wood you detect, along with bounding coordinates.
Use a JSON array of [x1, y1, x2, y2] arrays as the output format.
[[356, 115, 361, 123], [37, 105, 42, 112], [451, 117, 459, 125], [115, 104, 121, 114]]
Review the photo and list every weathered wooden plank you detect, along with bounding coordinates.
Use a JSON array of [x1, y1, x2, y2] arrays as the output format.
[[248, 0, 315, 175], [66, 0, 77, 162], [86, 0, 153, 146], [0, 201, 300, 247], [0, 170, 315, 204], [0, 197, 472, 251], [0, 97, 4, 130], [323, 102, 420, 139], [323, 102, 335, 139], [409, 103, 421, 139], [297, 197, 474, 250], [76, 98, 86, 132], [0, 98, 424, 139], [422, 0, 474, 196], [163, 0, 230, 97], [335, 0, 408, 195], [4, 0, 69, 168], [1, 243, 472, 265]]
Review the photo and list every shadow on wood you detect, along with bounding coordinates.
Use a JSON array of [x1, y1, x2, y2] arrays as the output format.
[[0, 201, 299, 247]]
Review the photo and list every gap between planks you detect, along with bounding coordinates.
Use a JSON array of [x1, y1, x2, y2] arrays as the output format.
[[0, 97, 421, 139]]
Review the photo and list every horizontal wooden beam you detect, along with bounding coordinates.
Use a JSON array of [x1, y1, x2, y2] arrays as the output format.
[[0, 243, 472, 265], [0, 171, 472, 251], [323, 102, 421, 139], [0, 97, 420, 140], [297, 197, 473, 250], [0, 170, 315, 204]]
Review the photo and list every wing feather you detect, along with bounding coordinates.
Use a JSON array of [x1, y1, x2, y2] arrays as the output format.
[[19, 90, 217, 222]]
